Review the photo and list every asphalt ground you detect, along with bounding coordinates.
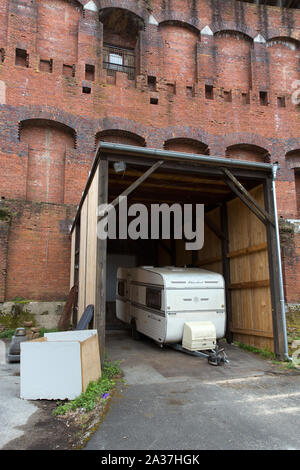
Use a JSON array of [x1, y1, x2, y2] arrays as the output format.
[[84, 331, 300, 451]]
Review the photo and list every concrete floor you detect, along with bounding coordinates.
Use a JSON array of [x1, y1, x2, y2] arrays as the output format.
[[0, 339, 39, 449], [84, 330, 300, 450]]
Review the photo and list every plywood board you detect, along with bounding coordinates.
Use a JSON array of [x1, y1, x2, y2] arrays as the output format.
[[45, 330, 97, 342], [21, 331, 101, 400], [85, 167, 99, 308], [78, 197, 88, 320], [70, 228, 76, 289], [80, 333, 101, 393], [20, 341, 82, 400]]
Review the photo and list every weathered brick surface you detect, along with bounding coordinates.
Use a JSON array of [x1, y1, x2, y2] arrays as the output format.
[[3, 200, 76, 301], [0, 0, 300, 301]]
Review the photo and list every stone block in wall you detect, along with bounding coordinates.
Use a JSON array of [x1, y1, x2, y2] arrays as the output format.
[[0, 301, 66, 330]]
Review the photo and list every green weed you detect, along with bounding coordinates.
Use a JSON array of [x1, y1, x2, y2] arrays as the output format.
[[234, 341, 276, 360], [53, 360, 122, 416]]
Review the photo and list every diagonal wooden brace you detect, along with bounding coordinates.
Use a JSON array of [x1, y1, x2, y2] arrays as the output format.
[[221, 167, 275, 226]]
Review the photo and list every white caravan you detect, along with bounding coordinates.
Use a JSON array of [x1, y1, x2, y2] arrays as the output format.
[[116, 266, 226, 355]]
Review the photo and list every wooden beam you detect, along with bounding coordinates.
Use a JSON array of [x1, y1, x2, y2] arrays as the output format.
[[107, 160, 164, 214], [107, 154, 272, 181], [109, 178, 230, 194], [109, 168, 228, 186], [158, 240, 172, 258], [229, 280, 270, 290], [222, 167, 275, 226], [95, 161, 108, 366], [231, 327, 274, 339], [221, 203, 233, 343], [227, 243, 268, 259]]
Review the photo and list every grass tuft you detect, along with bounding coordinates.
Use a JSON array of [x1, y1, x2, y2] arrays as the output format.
[[53, 360, 122, 416], [234, 341, 276, 360]]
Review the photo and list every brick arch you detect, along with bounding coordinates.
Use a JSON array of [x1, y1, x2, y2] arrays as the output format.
[[71, 0, 86, 7], [212, 23, 256, 40], [95, 129, 146, 149], [214, 29, 253, 43], [20, 119, 76, 204], [286, 149, 300, 169], [159, 19, 200, 35], [98, 1, 148, 22], [19, 118, 76, 144], [46, 0, 84, 7], [223, 134, 273, 153], [164, 138, 209, 155], [157, 6, 202, 31], [162, 126, 211, 147], [267, 36, 300, 49], [226, 143, 270, 163], [16, 109, 91, 146], [97, 116, 149, 140]]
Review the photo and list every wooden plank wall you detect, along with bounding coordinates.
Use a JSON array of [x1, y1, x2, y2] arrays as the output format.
[[196, 207, 223, 274], [227, 185, 274, 351], [77, 168, 99, 321]]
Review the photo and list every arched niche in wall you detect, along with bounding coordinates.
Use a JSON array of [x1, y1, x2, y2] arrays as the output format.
[[36, 0, 83, 65], [214, 30, 252, 92], [95, 129, 146, 149], [164, 138, 209, 155], [20, 119, 76, 204], [286, 149, 300, 216], [226, 143, 270, 163], [267, 37, 300, 94], [159, 21, 200, 85], [99, 8, 144, 80]]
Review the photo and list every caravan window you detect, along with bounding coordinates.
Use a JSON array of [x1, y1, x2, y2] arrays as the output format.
[[118, 281, 125, 297], [146, 288, 162, 310]]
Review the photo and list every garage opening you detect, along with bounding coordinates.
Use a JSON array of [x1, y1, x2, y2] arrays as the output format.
[[69, 143, 288, 363]]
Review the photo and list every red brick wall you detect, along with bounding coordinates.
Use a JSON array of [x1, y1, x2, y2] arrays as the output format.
[[0, 0, 299, 302], [215, 31, 252, 92], [280, 224, 300, 303], [159, 23, 199, 85], [4, 200, 75, 301], [0, 0, 8, 48], [37, 0, 82, 65], [268, 40, 299, 94]]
